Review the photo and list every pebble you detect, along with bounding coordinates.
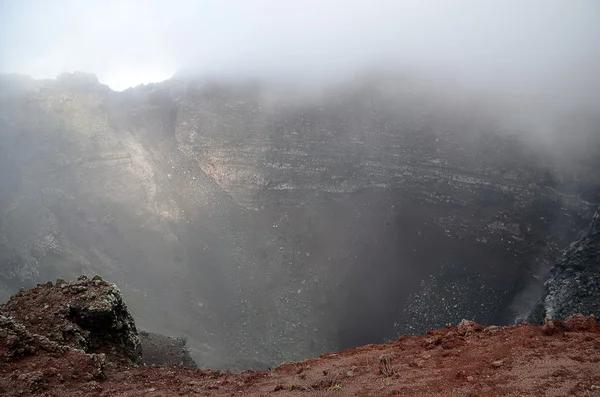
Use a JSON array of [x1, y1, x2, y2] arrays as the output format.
[[491, 360, 504, 368]]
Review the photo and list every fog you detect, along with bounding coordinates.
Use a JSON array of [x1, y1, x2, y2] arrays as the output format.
[[1, 0, 599, 93], [1, 0, 600, 369]]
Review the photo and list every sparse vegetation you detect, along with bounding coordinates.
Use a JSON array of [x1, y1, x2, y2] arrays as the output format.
[[379, 354, 395, 377], [310, 369, 340, 390]]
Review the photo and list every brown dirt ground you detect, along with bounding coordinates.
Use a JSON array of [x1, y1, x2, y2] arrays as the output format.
[[2, 316, 600, 396]]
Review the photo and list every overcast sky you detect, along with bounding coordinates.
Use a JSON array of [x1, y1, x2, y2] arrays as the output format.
[[0, 0, 598, 91]]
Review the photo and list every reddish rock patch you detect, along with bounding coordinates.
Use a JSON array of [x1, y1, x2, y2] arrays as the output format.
[[2, 315, 600, 396], [564, 314, 600, 332], [2, 276, 141, 364]]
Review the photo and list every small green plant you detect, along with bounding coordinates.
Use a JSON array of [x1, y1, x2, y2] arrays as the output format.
[[331, 384, 342, 391]]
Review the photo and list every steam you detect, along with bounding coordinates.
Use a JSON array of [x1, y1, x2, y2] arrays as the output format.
[[1, 0, 599, 367], [1, 0, 599, 94]]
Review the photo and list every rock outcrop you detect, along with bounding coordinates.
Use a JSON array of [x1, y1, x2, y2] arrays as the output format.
[[0, 278, 208, 395], [139, 330, 197, 369], [1, 275, 141, 364], [0, 313, 109, 394], [525, 209, 600, 324]]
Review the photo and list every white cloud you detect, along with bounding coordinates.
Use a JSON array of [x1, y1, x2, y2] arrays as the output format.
[[1, 0, 598, 91]]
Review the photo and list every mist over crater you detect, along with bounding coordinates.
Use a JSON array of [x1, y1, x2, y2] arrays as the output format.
[[1, 0, 599, 369], [1, 70, 598, 368]]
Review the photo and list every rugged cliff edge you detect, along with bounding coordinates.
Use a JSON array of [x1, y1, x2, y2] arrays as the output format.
[[1, 279, 600, 396], [525, 208, 600, 324]]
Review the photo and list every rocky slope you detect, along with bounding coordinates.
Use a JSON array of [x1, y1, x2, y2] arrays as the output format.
[[0, 72, 599, 367], [525, 207, 600, 324], [1, 280, 599, 396]]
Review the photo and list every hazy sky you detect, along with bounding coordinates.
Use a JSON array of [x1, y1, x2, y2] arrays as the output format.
[[0, 0, 598, 91]]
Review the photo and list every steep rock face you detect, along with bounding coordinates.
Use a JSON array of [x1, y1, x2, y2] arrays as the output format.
[[525, 208, 600, 324], [167, 77, 600, 343], [1, 275, 141, 364], [0, 74, 293, 367], [0, 72, 599, 366]]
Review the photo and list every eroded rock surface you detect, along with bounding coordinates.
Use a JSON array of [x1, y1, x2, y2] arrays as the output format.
[[1, 275, 141, 364], [0, 314, 68, 363], [525, 209, 600, 324]]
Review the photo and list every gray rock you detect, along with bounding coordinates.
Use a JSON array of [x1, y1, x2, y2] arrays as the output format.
[[138, 331, 197, 369], [525, 209, 600, 324]]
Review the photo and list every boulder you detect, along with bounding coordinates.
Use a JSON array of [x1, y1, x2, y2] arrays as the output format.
[[139, 330, 197, 368], [1, 275, 141, 364]]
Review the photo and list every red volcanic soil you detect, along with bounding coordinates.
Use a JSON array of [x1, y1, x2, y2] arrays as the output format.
[[2, 316, 600, 396]]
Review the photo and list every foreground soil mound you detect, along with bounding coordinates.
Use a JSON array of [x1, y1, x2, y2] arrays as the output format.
[[2, 294, 600, 397]]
